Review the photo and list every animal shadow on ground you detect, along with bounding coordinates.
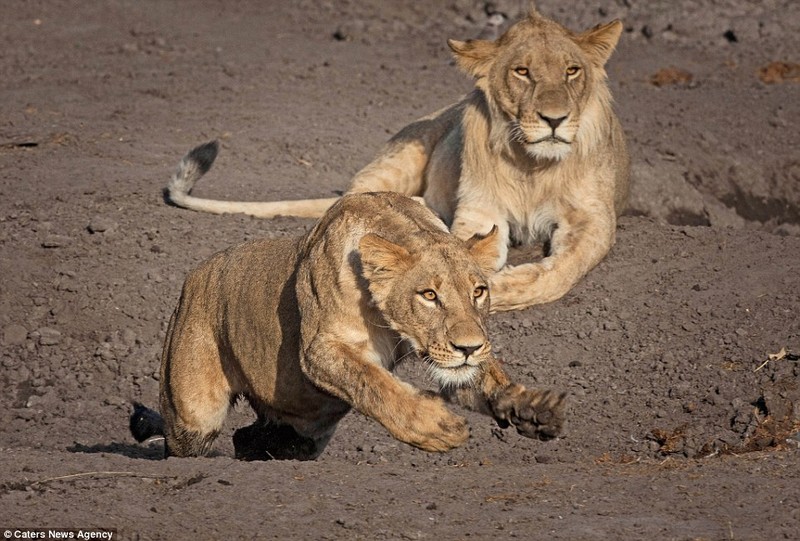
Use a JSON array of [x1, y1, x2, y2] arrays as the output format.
[[68, 441, 164, 460]]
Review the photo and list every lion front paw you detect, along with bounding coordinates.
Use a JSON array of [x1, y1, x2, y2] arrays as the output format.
[[490, 384, 566, 440], [397, 395, 469, 452]]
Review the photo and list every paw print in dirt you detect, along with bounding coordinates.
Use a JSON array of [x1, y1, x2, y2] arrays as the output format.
[[490, 384, 567, 440]]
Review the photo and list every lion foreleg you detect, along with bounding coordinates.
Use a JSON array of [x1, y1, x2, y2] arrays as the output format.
[[440, 356, 511, 416], [442, 357, 567, 441], [302, 340, 469, 452], [489, 210, 615, 312]]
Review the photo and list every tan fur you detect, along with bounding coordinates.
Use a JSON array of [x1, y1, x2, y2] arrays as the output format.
[[165, 11, 629, 312], [141, 189, 565, 459]]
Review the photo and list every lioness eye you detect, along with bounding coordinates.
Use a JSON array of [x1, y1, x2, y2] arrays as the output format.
[[513, 66, 529, 77], [566, 65, 581, 77], [421, 290, 438, 302], [473, 286, 487, 298]]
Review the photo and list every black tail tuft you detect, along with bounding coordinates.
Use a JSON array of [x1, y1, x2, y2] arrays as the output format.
[[129, 402, 165, 442], [187, 140, 220, 176]]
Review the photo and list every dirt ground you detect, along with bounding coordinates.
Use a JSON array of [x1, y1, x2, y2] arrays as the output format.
[[2, 1, 799, 539]]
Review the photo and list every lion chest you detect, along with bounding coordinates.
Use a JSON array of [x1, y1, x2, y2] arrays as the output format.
[[484, 169, 570, 246]]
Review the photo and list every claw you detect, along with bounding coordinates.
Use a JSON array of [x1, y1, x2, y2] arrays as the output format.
[[490, 384, 566, 440]]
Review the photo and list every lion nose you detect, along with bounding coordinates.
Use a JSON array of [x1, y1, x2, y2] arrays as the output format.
[[538, 112, 567, 130], [451, 342, 483, 359]]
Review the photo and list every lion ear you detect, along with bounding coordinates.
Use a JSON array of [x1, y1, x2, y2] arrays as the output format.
[[465, 225, 502, 275], [448, 38, 498, 78], [359, 234, 412, 281], [576, 19, 623, 66]]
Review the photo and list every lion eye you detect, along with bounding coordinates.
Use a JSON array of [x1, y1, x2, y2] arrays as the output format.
[[473, 286, 487, 299], [513, 66, 529, 77], [566, 65, 581, 78], [420, 290, 438, 302]]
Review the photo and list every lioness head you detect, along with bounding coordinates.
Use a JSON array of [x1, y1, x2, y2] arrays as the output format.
[[359, 227, 500, 387], [449, 11, 623, 161]]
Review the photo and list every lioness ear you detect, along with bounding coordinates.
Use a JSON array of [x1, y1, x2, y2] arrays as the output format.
[[359, 233, 412, 281], [576, 19, 623, 66], [448, 38, 498, 78], [465, 225, 502, 275]]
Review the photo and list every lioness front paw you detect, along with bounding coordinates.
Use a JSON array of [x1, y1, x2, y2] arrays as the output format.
[[490, 384, 566, 440], [400, 395, 469, 452]]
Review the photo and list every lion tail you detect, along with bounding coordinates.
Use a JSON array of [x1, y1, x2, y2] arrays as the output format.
[[129, 402, 165, 442], [165, 140, 339, 219]]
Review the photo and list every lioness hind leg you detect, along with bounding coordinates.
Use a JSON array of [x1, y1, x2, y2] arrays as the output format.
[[160, 332, 233, 458], [232, 418, 328, 461], [163, 424, 221, 458], [161, 378, 231, 457]]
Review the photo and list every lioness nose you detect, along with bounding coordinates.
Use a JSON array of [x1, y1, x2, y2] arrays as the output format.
[[538, 112, 567, 130], [451, 342, 483, 358]]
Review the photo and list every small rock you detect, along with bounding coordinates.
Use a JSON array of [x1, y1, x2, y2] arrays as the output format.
[[650, 66, 693, 87], [26, 389, 57, 409], [15, 410, 38, 422], [87, 217, 115, 234], [370, 442, 395, 454], [37, 327, 62, 346], [41, 234, 73, 248], [121, 328, 137, 347], [94, 342, 115, 361], [3, 324, 28, 346], [603, 320, 619, 331], [103, 395, 127, 407]]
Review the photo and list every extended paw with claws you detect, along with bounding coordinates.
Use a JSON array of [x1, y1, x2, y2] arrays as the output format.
[[489, 384, 567, 440]]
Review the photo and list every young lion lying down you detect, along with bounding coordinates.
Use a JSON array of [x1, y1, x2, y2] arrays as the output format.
[[130, 145, 566, 460]]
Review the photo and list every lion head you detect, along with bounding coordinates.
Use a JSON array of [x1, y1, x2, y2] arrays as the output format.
[[448, 11, 623, 161], [358, 226, 500, 387]]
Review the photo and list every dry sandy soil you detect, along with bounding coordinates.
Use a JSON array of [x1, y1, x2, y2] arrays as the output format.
[[2, 1, 799, 539]]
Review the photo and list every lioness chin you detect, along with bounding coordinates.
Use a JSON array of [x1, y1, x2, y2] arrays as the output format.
[[165, 9, 630, 313], [131, 144, 566, 460]]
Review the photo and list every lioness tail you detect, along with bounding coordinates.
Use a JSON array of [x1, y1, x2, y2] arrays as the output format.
[[129, 402, 165, 442], [166, 139, 219, 201], [164, 140, 338, 218]]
